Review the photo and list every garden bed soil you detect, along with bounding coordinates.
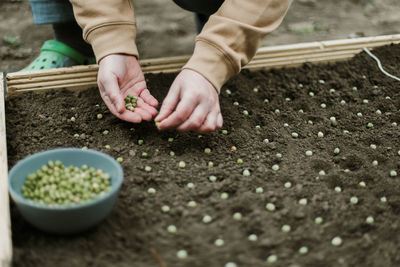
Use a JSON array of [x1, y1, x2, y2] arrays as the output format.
[[6, 44, 400, 267]]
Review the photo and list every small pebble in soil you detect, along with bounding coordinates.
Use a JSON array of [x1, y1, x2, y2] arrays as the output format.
[[315, 217, 323, 224], [372, 160, 378, 166], [380, 196, 387, 203], [176, 250, 188, 259], [248, 234, 258, 241], [331, 236, 343, 246], [266, 254, 278, 263], [317, 131, 324, 138], [116, 157, 123, 163], [350, 196, 358, 204], [203, 215, 212, 224], [272, 164, 279, 171], [291, 132, 299, 138], [233, 212, 242, 221], [265, 203, 276, 212], [281, 224, 291, 233], [214, 239, 224, 247], [178, 161, 186, 168], [187, 182, 195, 189], [97, 114, 103, 119], [225, 262, 237, 267], [305, 150, 313, 156], [359, 181, 366, 187], [370, 144, 377, 149], [390, 170, 397, 177], [299, 246, 309, 255], [204, 148, 211, 154], [220, 192, 229, 199], [167, 225, 177, 233], [366, 216, 374, 224], [237, 158, 243, 164], [187, 201, 197, 207], [299, 198, 308, 205], [334, 186, 342, 192], [209, 175, 217, 182], [334, 147, 340, 154], [255, 187, 264, 194], [243, 169, 251, 176], [161, 205, 170, 213], [144, 166, 152, 172], [147, 188, 156, 195], [284, 182, 292, 188]]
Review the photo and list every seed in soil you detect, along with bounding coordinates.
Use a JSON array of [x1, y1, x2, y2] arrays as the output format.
[[248, 234, 258, 241], [298, 246, 309, 255], [334, 186, 342, 192], [350, 196, 358, 204], [299, 198, 308, 205], [237, 158, 243, 164], [105, 145, 111, 150], [366, 216, 374, 224], [281, 224, 291, 233], [284, 182, 292, 188], [167, 225, 177, 233], [21, 161, 111, 205], [178, 161, 186, 168], [359, 181, 366, 187], [204, 148, 211, 154], [116, 157, 123, 163], [70, 116, 76, 122], [221, 129, 228, 135], [255, 187, 264, 193], [220, 192, 229, 199], [97, 114, 103, 119], [187, 182, 194, 189], [265, 203, 276, 212], [380, 196, 387, 203], [305, 150, 313, 156], [144, 166, 152, 172], [169, 151, 175, 156], [389, 170, 397, 177], [243, 169, 251, 176], [203, 215, 212, 224], [176, 250, 188, 259], [209, 175, 217, 182], [315, 217, 323, 224], [334, 147, 340, 154], [331, 236, 343, 246], [102, 130, 109, 135], [225, 263, 237, 267], [372, 160, 378, 166], [232, 212, 242, 221], [214, 239, 224, 247], [147, 188, 156, 194], [161, 205, 170, 213], [187, 201, 197, 207], [266, 254, 278, 263], [272, 164, 279, 171]]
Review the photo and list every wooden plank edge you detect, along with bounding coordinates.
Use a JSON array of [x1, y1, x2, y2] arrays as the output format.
[[0, 72, 12, 267]]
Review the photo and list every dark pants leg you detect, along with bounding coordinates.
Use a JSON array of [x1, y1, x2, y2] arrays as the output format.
[[172, 0, 224, 32]]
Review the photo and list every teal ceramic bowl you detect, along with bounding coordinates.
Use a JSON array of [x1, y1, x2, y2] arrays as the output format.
[[8, 148, 123, 234]]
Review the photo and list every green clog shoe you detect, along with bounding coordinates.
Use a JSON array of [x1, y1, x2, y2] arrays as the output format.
[[20, 40, 95, 71]]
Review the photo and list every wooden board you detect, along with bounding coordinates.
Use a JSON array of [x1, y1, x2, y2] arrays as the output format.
[[5, 34, 400, 95], [0, 73, 12, 267]]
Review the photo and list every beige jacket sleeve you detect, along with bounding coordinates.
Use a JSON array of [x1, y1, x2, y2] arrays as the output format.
[[184, 0, 292, 92], [69, 0, 139, 62], [70, 0, 292, 92]]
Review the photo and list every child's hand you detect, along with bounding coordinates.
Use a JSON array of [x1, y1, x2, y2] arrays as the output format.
[[155, 69, 223, 133], [97, 54, 158, 123]]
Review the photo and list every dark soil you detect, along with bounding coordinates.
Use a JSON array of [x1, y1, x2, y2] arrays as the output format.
[[6, 44, 400, 267]]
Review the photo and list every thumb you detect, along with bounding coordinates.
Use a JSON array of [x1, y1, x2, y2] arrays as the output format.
[[99, 75, 124, 114]]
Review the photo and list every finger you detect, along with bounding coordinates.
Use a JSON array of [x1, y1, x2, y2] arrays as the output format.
[[132, 107, 153, 121], [136, 97, 158, 117], [99, 77, 124, 113], [216, 113, 223, 129], [197, 111, 218, 133], [140, 89, 158, 107], [155, 84, 179, 122], [176, 105, 208, 132], [157, 97, 197, 130]]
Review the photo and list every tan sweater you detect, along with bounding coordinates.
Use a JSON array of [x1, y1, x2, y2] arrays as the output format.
[[70, 0, 292, 92]]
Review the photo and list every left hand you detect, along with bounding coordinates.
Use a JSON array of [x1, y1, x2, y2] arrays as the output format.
[[155, 69, 223, 133]]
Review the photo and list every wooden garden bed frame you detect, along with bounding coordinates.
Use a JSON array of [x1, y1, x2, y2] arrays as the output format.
[[1, 34, 400, 266]]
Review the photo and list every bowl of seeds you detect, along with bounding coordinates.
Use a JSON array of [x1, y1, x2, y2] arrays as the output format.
[[8, 148, 124, 234]]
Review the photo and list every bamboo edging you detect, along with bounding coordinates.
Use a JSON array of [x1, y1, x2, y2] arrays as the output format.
[[0, 73, 12, 267], [5, 34, 400, 95]]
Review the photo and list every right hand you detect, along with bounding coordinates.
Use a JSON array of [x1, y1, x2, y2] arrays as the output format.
[[97, 54, 158, 123]]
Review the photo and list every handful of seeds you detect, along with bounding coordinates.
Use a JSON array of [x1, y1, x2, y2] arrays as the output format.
[[21, 160, 111, 206], [125, 94, 138, 111]]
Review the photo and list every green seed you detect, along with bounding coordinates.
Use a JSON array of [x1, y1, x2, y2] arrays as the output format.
[[169, 151, 175, 156], [102, 130, 109, 135], [138, 139, 144, 145], [168, 137, 174, 142], [144, 166, 152, 172], [221, 130, 228, 135], [105, 145, 111, 149], [70, 117, 76, 122], [204, 148, 211, 154], [237, 158, 243, 164], [141, 152, 148, 158], [178, 161, 186, 168], [97, 114, 103, 119], [116, 157, 123, 163]]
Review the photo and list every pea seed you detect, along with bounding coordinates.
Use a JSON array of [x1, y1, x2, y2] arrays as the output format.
[[178, 161, 186, 168], [97, 114, 103, 119], [116, 157, 123, 163], [331, 236, 342, 246], [266, 255, 278, 263], [221, 130, 228, 135], [176, 250, 188, 259], [102, 130, 109, 135], [138, 139, 144, 145], [169, 151, 175, 156], [255, 187, 264, 194], [204, 148, 211, 154], [203, 215, 212, 224], [141, 152, 148, 158], [232, 212, 242, 221], [214, 239, 224, 247], [144, 166, 152, 172]]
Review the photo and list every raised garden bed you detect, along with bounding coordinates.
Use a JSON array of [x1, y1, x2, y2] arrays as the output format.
[[4, 43, 400, 267]]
